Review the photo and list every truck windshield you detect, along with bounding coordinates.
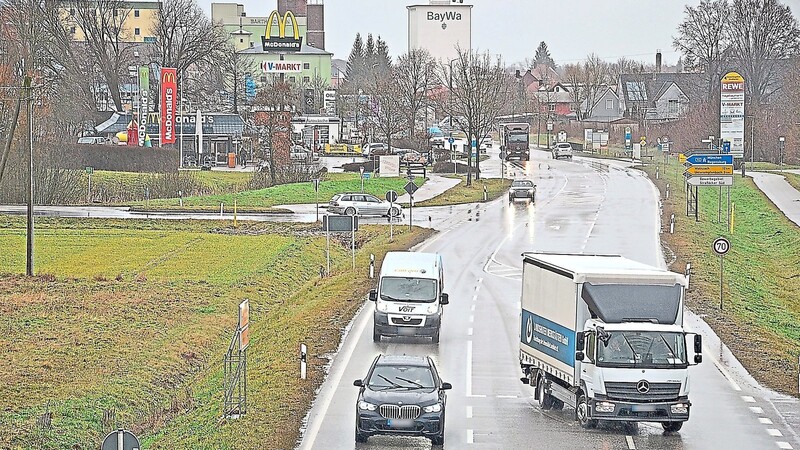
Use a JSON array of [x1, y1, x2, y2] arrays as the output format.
[[380, 277, 437, 303], [596, 331, 687, 368], [507, 134, 528, 143]]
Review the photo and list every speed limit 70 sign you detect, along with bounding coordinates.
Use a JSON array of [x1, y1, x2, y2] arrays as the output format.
[[713, 237, 730, 255]]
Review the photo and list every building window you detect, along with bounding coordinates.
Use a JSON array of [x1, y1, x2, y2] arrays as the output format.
[[260, 76, 267, 83], [239, 38, 244, 43], [134, 28, 140, 35], [69, 8, 75, 15], [70, 26, 76, 34], [134, 9, 140, 17], [113, 9, 118, 16], [289, 76, 296, 82], [606, 99, 613, 110], [668, 99, 679, 115], [303, 63, 310, 70], [548, 103, 555, 113], [303, 76, 310, 83]]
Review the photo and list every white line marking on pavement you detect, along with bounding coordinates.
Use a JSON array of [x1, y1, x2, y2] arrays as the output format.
[[475, 285, 481, 292], [472, 295, 478, 302], [478, 277, 483, 283], [749, 406, 765, 414], [471, 304, 475, 312], [468, 327, 473, 336], [777, 441, 793, 449], [298, 303, 372, 450], [626, 435, 636, 449], [417, 229, 451, 252], [742, 396, 756, 403], [496, 395, 517, 399], [760, 418, 774, 425], [703, 344, 742, 391], [466, 406, 473, 418], [767, 429, 784, 437], [467, 340, 473, 397], [467, 429, 474, 444], [469, 315, 474, 323]]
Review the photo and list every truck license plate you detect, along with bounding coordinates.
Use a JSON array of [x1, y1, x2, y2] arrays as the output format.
[[631, 405, 657, 412]]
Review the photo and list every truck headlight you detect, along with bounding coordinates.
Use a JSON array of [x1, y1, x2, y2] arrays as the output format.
[[596, 401, 615, 413], [377, 302, 389, 313], [670, 403, 688, 414], [423, 403, 442, 413], [358, 401, 378, 411], [426, 304, 438, 314]]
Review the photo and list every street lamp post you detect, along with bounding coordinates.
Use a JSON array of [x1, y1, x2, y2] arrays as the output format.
[[779, 136, 785, 172], [448, 58, 458, 174]]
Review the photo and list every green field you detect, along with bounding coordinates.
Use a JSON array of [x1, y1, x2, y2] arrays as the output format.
[[0, 216, 433, 448], [128, 173, 420, 212], [641, 158, 800, 395]]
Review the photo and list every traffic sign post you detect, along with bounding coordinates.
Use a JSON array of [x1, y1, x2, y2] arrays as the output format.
[[713, 237, 731, 310], [404, 179, 417, 231], [386, 190, 398, 240], [685, 165, 734, 175], [312, 178, 320, 223], [101, 429, 141, 450]]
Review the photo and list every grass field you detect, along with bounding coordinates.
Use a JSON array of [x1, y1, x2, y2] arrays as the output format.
[[93, 170, 252, 194], [128, 173, 419, 212], [0, 216, 433, 448], [641, 158, 800, 396], [414, 176, 511, 207]]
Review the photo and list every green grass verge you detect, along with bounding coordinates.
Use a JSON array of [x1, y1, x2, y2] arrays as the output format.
[[0, 216, 433, 448], [414, 176, 511, 207], [784, 172, 800, 192], [128, 173, 420, 212], [640, 158, 800, 396]]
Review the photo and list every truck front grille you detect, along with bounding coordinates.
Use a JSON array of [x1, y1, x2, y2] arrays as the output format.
[[605, 382, 681, 402], [379, 404, 421, 420]]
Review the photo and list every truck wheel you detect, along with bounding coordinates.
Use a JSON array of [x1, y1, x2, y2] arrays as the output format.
[[372, 327, 381, 342], [576, 393, 598, 429], [536, 376, 554, 410], [662, 421, 683, 432]]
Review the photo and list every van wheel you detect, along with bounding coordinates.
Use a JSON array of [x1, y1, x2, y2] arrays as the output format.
[[576, 393, 597, 428], [372, 327, 381, 342], [662, 421, 683, 432], [537, 375, 554, 410]]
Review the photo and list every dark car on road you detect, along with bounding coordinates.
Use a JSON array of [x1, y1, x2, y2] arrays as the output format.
[[508, 179, 536, 202], [354, 355, 451, 445]]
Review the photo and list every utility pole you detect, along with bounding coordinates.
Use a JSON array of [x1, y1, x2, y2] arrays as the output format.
[[25, 76, 34, 276]]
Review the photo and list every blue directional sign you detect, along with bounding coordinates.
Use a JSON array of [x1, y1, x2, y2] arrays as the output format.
[[685, 154, 734, 165], [722, 141, 731, 154], [448, 137, 455, 144]]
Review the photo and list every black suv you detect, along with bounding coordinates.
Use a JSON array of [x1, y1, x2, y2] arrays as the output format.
[[354, 355, 451, 445]]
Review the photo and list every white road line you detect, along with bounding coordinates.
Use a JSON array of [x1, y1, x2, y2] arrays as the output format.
[[466, 340, 473, 397], [469, 315, 474, 323], [467, 429, 474, 444], [777, 441, 793, 449], [760, 417, 774, 425], [472, 294, 478, 302], [749, 406, 765, 414], [768, 429, 784, 437], [626, 435, 636, 449], [703, 344, 742, 391], [742, 396, 756, 403], [478, 277, 483, 283], [298, 303, 372, 450], [468, 327, 473, 336], [496, 395, 517, 399], [466, 405, 473, 418], [475, 285, 481, 292], [471, 304, 475, 312], [416, 229, 451, 252]]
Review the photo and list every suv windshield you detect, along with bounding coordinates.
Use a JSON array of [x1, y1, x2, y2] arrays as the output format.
[[512, 180, 533, 188], [380, 277, 437, 303], [368, 364, 435, 390], [596, 331, 687, 368]]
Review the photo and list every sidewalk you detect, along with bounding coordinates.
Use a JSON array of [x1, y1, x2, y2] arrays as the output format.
[[396, 174, 461, 204], [748, 171, 800, 227]]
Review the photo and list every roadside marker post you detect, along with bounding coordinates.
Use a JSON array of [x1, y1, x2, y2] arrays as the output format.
[[300, 344, 307, 380], [220, 203, 224, 217], [670, 214, 675, 234], [483, 185, 488, 202], [666, 183, 670, 199], [233, 199, 238, 228], [685, 263, 692, 291], [369, 254, 374, 279]]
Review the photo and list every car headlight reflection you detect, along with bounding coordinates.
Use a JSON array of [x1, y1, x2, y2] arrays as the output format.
[[358, 401, 378, 411], [423, 403, 442, 413]]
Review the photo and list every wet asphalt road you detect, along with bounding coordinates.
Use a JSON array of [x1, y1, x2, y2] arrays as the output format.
[[297, 150, 800, 450]]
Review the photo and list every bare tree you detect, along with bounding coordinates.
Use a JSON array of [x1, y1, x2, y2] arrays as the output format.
[[436, 48, 509, 185], [726, 0, 800, 105], [673, 0, 730, 90], [394, 48, 435, 138], [251, 78, 297, 185], [367, 71, 405, 153]]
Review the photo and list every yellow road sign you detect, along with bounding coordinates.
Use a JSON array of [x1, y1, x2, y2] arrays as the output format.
[[685, 165, 733, 175], [679, 153, 687, 163]]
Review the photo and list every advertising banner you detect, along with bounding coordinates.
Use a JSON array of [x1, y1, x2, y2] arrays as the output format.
[[720, 72, 745, 159], [138, 66, 150, 146], [160, 68, 177, 144]]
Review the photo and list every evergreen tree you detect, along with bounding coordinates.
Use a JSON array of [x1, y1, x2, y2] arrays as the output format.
[[534, 41, 555, 68], [375, 35, 392, 77], [345, 33, 366, 88], [365, 33, 377, 72]]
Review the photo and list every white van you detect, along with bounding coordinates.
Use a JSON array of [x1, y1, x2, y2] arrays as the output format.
[[369, 251, 449, 343]]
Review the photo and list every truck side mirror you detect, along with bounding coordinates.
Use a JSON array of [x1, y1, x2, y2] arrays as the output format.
[[369, 289, 377, 301], [440, 293, 449, 305], [575, 331, 585, 352], [575, 351, 585, 362], [694, 354, 703, 364]]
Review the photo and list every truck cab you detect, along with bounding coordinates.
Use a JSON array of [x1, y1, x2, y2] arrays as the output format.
[[369, 252, 449, 343]]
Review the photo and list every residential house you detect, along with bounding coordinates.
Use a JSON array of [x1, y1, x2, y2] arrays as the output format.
[[532, 83, 573, 118], [617, 72, 706, 122], [583, 87, 623, 122]]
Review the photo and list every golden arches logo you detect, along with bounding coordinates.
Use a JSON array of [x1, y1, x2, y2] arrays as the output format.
[[161, 71, 176, 83], [261, 10, 303, 52]]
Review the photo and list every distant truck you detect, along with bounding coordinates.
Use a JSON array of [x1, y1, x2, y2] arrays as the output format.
[[519, 253, 702, 432], [499, 123, 531, 161], [369, 252, 449, 343]]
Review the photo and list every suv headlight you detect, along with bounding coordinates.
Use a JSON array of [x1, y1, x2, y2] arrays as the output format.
[[423, 403, 442, 413], [358, 401, 378, 411], [426, 304, 438, 314]]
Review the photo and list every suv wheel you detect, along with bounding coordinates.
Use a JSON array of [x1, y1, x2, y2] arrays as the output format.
[[344, 207, 357, 216]]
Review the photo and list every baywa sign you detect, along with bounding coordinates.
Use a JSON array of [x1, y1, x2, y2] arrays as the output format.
[[262, 10, 303, 52]]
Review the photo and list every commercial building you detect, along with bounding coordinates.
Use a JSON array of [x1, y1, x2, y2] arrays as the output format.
[[62, 0, 161, 43], [407, 0, 472, 61]]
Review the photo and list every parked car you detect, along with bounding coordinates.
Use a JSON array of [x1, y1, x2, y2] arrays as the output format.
[[77, 136, 107, 144], [328, 193, 402, 217], [552, 142, 573, 160], [402, 150, 427, 164], [353, 354, 451, 445], [508, 178, 536, 202], [364, 143, 389, 157]]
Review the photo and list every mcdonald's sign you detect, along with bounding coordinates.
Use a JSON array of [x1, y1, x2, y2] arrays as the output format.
[[261, 10, 303, 52], [160, 68, 177, 144]]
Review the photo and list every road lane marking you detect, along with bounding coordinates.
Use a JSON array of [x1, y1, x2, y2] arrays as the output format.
[[475, 285, 481, 292], [626, 435, 636, 449], [777, 442, 793, 449], [471, 305, 475, 312], [469, 315, 474, 323], [466, 406, 473, 418], [468, 327, 473, 336], [467, 429, 474, 444], [467, 340, 473, 397], [702, 344, 742, 391], [416, 229, 451, 252], [760, 417, 774, 425], [472, 295, 478, 302], [767, 429, 784, 437], [749, 406, 765, 414], [742, 396, 756, 403], [496, 395, 517, 399]]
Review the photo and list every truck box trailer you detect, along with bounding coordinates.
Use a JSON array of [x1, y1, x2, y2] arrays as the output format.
[[518, 253, 702, 432]]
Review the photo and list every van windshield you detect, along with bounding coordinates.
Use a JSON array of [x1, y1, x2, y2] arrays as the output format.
[[380, 277, 437, 303]]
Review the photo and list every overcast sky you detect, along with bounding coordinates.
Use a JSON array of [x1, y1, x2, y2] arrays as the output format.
[[200, 0, 800, 66]]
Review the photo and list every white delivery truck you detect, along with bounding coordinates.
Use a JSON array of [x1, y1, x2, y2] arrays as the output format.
[[519, 253, 702, 432], [369, 252, 449, 343]]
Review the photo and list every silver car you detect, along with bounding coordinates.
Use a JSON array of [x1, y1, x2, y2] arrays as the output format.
[[328, 193, 403, 217]]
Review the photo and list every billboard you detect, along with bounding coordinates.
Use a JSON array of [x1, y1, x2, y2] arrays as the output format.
[[720, 72, 745, 159], [160, 68, 177, 145], [260, 60, 303, 73], [138, 66, 150, 146], [261, 10, 303, 52], [407, 4, 472, 61]]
